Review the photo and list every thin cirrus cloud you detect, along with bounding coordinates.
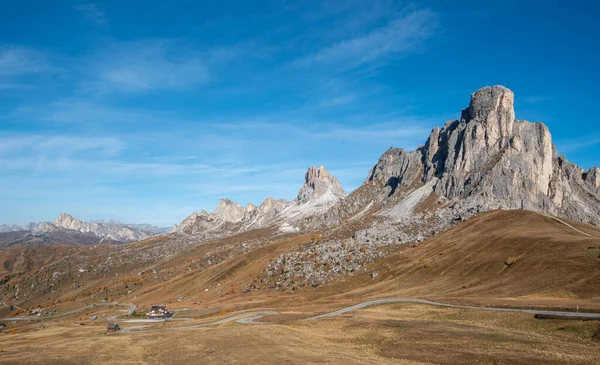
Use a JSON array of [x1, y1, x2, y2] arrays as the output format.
[[0, 45, 49, 78], [295, 9, 437, 70], [86, 40, 210, 93], [73, 2, 107, 25], [0, 3, 445, 225], [557, 135, 600, 153], [0, 135, 123, 157]]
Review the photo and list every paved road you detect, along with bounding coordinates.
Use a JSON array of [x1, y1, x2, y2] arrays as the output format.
[[5, 297, 599, 333], [124, 318, 193, 323], [122, 298, 600, 333], [307, 298, 600, 320], [122, 311, 278, 333]]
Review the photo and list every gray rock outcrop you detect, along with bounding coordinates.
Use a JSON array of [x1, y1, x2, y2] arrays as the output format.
[[296, 165, 346, 204], [176, 166, 346, 236], [363, 85, 600, 225]]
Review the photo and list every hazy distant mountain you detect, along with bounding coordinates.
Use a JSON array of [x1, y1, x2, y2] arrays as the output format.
[[0, 214, 171, 246]]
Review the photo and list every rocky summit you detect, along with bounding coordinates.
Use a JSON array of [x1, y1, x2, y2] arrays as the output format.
[[175, 165, 346, 236], [358, 85, 600, 227], [296, 165, 346, 204], [174, 87, 599, 247], [3, 86, 598, 248]]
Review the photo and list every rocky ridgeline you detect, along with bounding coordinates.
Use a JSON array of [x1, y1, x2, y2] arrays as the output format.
[[175, 165, 346, 237], [173, 85, 600, 278], [296, 165, 346, 204], [0, 213, 169, 244], [363, 85, 600, 225]]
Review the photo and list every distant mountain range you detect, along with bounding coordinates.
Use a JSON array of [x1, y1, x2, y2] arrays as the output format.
[[3, 85, 599, 248], [173, 85, 600, 245], [0, 214, 170, 246], [174, 165, 346, 240]]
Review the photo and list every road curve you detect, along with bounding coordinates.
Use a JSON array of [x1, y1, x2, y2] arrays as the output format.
[[122, 311, 278, 333], [307, 298, 600, 320]]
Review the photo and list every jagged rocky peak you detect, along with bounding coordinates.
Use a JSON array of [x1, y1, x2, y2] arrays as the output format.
[[363, 85, 600, 225], [212, 199, 246, 222], [365, 147, 423, 196], [585, 167, 600, 190], [54, 213, 84, 230], [296, 165, 346, 204], [461, 85, 515, 140], [422, 84, 555, 204]]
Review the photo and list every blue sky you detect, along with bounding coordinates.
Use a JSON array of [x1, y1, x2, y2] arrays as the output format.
[[1, 0, 599, 226]]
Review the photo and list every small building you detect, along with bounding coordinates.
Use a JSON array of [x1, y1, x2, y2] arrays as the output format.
[[107, 323, 120, 333], [146, 305, 173, 319]]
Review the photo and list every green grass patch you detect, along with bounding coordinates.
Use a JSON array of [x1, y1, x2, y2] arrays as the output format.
[[586, 247, 600, 259], [130, 311, 146, 318]]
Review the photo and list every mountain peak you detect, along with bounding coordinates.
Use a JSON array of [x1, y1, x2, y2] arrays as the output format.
[[212, 199, 245, 222], [462, 85, 515, 139], [296, 165, 345, 204], [363, 85, 600, 225], [54, 213, 84, 230]]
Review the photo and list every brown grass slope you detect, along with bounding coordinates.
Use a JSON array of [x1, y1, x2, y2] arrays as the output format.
[[326, 210, 600, 308], [123, 210, 600, 315], [2, 209, 599, 319]]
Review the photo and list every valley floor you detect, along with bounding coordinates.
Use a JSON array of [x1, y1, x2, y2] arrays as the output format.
[[1, 302, 599, 364], [2, 210, 599, 364]]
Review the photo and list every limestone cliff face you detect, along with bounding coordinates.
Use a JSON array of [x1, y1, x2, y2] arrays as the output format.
[[176, 166, 345, 235], [365, 148, 422, 196], [363, 85, 600, 225], [422, 86, 555, 205], [296, 165, 346, 204], [212, 199, 246, 223], [176, 85, 600, 241]]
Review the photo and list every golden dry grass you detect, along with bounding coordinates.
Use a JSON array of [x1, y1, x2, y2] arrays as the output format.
[[2, 210, 600, 364], [1, 302, 599, 364]]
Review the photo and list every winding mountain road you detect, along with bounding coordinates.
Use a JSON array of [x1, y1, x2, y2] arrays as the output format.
[[121, 311, 277, 333], [307, 298, 600, 320], [4, 298, 599, 332], [121, 298, 600, 333]]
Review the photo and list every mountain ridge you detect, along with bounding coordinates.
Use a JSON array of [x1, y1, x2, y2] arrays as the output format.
[[0, 213, 170, 244], [175, 165, 346, 236], [172, 86, 599, 249]]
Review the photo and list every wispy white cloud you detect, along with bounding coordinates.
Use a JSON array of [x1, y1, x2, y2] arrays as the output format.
[[0, 45, 49, 78], [322, 95, 355, 106], [557, 135, 600, 153], [295, 9, 437, 70], [0, 135, 123, 156], [74, 2, 107, 25], [0, 3, 444, 225], [86, 40, 210, 93]]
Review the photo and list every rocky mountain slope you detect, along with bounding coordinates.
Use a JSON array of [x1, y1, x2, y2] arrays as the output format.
[[5, 85, 598, 250], [174, 87, 599, 246], [324, 85, 600, 238], [0, 214, 170, 246], [175, 165, 346, 237]]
